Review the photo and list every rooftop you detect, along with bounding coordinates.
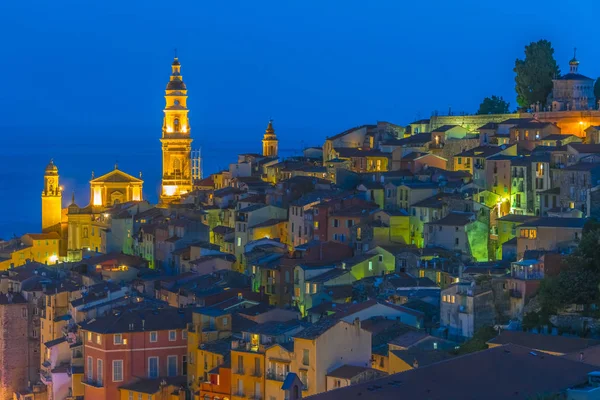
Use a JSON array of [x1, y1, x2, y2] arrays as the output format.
[[306, 344, 597, 400], [488, 331, 600, 354]]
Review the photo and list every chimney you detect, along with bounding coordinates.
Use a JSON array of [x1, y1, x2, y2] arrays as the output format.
[[580, 352, 585, 362], [354, 317, 361, 334], [413, 358, 419, 368]]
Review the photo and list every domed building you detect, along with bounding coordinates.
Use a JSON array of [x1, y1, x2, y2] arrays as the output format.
[[551, 51, 596, 111]]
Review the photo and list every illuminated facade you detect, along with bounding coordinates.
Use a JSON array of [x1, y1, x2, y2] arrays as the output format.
[[41, 160, 63, 233], [89, 166, 143, 207], [161, 57, 193, 202], [262, 120, 278, 157]]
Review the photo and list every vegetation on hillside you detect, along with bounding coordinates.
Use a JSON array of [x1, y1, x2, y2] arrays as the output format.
[[477, 95, 510, 115]]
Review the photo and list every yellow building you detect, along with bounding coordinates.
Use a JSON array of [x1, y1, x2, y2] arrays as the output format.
[[264, 344, 293, 400], [90, 166, 143, 207], [161, 57, 193, 203], [262, 120, 278, 158], [119, 377, 188, 400], [41, 160, 63, 233], [231, 343, 265, 400], [0, 233, 61, 269], [187, 308, 233, 392]]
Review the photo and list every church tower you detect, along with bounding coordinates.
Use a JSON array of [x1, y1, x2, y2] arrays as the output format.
[[161, 56, 193, 203], [262, 119, 278, 157], [41, 160, 62, 232]]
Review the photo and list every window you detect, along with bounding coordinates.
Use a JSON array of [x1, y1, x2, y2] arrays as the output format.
[[113, 360, 123, 382], [237, 237, 242, 247], [96, 334, 101, 345], [312, 283, 317, 294], [314, 221, 319, 229], [87, 356, 93, 381], [333, 219, 339, 228], [182, 329, 188, 340], [302, 349, 309, 365], [129, 391, 133, 400], [368, 261, 373, 271], [168, 355, 177, 376], [97, 359, 103, 385], [419, 270, 425, 278], [457, 157, 462, 165], [114, 334, 123, 345], [378, 255, 383, 262], [169, 330, 177, 341], [223, 317, 228, 326], [442, 295, 447, 302], [148, 357, 159, 378], [150, 331, 158, 342], [451, 295, 456, 304], [138, 394, 142, 400], [455, 238, 459, 246], [87, 332, 92, 342], [305, 283, 310, 294], [347, 220, 353, 228]]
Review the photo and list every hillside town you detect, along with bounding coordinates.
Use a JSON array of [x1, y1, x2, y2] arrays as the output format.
[[5, 50, 600, 400]]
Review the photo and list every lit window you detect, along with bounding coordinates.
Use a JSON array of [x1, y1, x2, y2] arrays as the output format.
[[87, 332, 92, 342], [442, 295, 447, 302], [237, 237, 241, 247], [368, 261, 373, 271], [96, 334, 102, 345]]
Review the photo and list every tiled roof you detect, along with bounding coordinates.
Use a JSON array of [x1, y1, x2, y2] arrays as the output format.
[[307, 344, 597, 400], [488, 331, 600, 354], [79, 305, 192, 334], [518, 217, 587, 229]]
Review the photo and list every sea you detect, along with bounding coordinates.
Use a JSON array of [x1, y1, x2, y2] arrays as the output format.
[[0, 126, 311, 240]]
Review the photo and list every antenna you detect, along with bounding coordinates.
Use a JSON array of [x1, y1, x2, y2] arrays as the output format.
[[174, 48, 178, 59]]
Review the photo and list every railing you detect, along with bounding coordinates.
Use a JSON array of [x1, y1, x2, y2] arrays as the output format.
[[235, 367, 245, 375], [266, 371, 287, 381], [251, 369, 262, 377], [512, 271, 544, 280], [233, 392, 246, 398], [40, 371, 52, 384]]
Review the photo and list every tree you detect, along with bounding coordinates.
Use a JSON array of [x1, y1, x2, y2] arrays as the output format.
[[454, 326, 497, 355], [514, 40, 560, 109], [595, 78, 600, 104], [477, 95, 510, 115]]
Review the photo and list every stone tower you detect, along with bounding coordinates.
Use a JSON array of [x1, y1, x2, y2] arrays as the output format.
[[41, 160, 62, 232], [262, 119, 278, 157], [161, 56, 193, 203]]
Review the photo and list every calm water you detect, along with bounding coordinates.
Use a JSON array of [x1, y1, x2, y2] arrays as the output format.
[[0, 126, 313, 239]]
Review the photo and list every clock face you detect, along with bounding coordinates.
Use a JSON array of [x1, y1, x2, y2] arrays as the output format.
[[174, 100, 180, 105], [48, 178, 54, 184]]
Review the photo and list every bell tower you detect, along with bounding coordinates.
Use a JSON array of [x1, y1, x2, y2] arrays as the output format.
[[262, 119, 278, 157], [161, 56, 193, 203], [41, 159, 62, 232]]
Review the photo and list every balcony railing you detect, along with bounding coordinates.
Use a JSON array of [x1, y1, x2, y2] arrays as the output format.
[[233, 392, 246, 398], [512, 271, 544, 280], [267, 371, 287, 382], [82, 378, 104, 388], [235, 367, 245, 375]]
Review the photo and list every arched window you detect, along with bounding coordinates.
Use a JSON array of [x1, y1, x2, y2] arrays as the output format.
[[83, 228, 88, 239]]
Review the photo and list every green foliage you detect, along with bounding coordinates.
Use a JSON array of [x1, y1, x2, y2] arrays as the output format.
[[477, 95, 510, 115], [455, 326, 496, 355], [536, 223, 600, 313], [595, 78, 600, 102], [514, 40, 560, 108]]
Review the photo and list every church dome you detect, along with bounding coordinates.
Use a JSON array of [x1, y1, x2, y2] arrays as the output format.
[[569, 57, 579, 66], [45, 160, 58, 174], [166, 79, 187, 91]]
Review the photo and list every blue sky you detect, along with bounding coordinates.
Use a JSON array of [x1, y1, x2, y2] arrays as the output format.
[[0, 0, 599, 237], [1, 0, 598, 138]]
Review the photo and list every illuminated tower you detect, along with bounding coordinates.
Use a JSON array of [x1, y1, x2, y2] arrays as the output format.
[[262, 119, 278, 157], [161, 56, 193, 202], [41, 159, 62, 232]]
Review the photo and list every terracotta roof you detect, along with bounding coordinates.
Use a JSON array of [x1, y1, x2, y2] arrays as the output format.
[[327, 365, 378, 379], [488, 331, 600, 354], [307, 344, 596, 400]]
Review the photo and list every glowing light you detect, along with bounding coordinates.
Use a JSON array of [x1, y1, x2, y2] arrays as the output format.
[[579, 121, 584, 125], [166, 127, 174, 133], [49, 255, 58, 263], [164, 185, 178, 196], [181, 125, 188, 133], [92, 187, 103, 206]]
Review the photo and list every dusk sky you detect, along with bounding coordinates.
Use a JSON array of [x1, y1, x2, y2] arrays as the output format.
[[0, 0, 598, 236]]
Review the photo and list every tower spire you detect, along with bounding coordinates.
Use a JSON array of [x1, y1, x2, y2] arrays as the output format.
[[569, 47, 580, 74]]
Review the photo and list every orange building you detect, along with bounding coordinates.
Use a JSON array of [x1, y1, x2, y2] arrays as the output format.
[[80, 306, 192, 400]]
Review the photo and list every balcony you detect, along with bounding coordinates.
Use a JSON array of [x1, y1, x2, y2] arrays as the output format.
[[235, 367, 245, 375], [40, 371, 52, 385], [512, 271, 543, 280], [266, 371, 287, 382], [233, 392, 246, 398], [251, 369, 263, 378]]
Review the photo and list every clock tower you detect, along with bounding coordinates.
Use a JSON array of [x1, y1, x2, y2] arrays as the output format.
[[41, 159, 62, 232], [160, 56, 193, 203]]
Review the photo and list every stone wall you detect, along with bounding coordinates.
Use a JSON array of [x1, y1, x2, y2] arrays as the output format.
[[0, 302, 29, 400], [429, 113, 519, 133], [549, 314, 600, 335]]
